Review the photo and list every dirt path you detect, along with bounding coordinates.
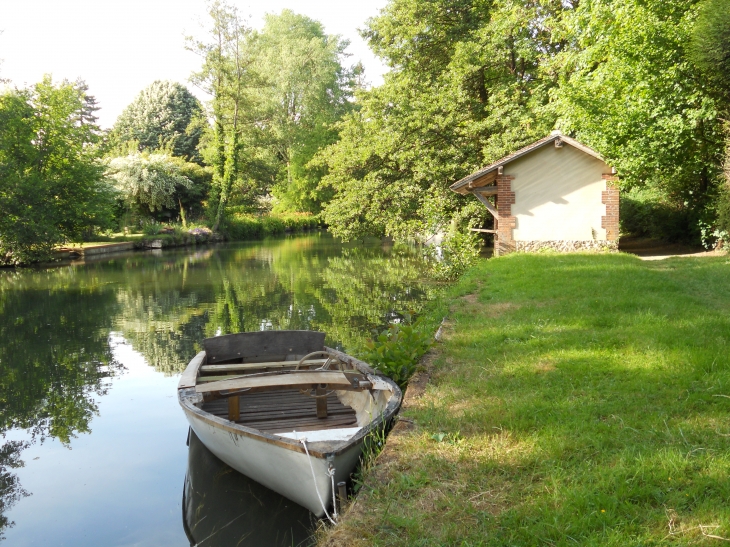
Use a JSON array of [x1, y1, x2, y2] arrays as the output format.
[[619, 236, 726, 261]]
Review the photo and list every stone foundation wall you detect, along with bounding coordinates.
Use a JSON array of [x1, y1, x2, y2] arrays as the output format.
[[514, 240, 619, 253]]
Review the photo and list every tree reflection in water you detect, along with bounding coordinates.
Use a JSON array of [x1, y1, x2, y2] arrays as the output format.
[[117, 235, 434, 374], [0, 233, 433, 542], [0, 440, 28, 540], [0, 268, 124, 537]]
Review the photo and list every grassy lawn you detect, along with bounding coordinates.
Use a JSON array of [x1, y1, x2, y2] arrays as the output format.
[[325, 253, 730, 546], [62, 234, 146, 249]]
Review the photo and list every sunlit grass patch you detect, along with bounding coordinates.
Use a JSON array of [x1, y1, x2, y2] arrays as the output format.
[[322, 253, 730, 546]]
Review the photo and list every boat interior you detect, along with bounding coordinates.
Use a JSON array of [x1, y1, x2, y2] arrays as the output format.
[[201, 388, 359, 434], [192, 337, 391, 440]]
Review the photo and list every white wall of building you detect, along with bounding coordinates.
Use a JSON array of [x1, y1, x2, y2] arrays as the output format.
[[507, 144, 610, 241]]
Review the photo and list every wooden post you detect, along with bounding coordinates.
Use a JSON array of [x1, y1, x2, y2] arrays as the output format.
[[316, 385, 328, 418], [337, 481, 347, 512], [228, 395, 240, 422]]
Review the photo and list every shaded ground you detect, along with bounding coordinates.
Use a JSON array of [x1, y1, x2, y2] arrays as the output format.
[[619, 236, 724, 260]]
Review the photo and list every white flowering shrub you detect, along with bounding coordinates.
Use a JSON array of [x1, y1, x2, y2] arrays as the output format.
[[106, 153, 193, 212]]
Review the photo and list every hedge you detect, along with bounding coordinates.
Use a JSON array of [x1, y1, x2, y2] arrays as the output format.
[[222, 212, 321, 240]]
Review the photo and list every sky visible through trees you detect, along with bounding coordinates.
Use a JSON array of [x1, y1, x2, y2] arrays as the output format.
[[0, 1, 388, 128]]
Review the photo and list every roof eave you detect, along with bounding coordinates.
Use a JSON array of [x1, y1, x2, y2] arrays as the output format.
[[449, 134, 608, 194]]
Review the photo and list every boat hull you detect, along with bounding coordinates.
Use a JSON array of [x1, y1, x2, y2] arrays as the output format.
[[182, 405, 363, 517], [177, 332, 401, 518]]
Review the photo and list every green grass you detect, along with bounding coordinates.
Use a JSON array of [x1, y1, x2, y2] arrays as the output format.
[[64, 235, 144, 248], [324, 253, 730, 546]]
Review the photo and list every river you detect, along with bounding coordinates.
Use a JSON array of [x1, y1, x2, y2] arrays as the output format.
[[0, 233, 434, 547]]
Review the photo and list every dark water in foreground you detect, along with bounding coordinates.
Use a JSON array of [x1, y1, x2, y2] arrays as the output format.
[[0, 234, 433, 546]]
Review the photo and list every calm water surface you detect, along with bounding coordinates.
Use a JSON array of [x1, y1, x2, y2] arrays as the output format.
[[0, 233, 434, 546]]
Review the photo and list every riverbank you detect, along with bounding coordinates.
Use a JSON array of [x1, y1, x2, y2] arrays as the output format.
[[52, 213, 322, 262], [320, 252, 730, 546]]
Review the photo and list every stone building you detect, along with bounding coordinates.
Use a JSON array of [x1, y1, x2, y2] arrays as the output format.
[[450, 131, 619, 256]]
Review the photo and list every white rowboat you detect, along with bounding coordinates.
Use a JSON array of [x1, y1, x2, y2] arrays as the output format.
[[177, 330, 401, 517]]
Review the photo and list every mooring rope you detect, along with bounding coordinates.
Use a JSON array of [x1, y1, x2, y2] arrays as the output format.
[[298, 433, 337, 525], [328, 462, 338, 521]]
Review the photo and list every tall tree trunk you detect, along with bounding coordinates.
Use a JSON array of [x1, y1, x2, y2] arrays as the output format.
[[215, 130, 238, 231], [211, 115, 227, 232], [178, 198, 187, 228]]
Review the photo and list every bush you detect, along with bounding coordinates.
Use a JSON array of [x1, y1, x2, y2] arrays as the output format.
[[429, 230, 481, 281], [221, 212, 320, 240], [620, 190, 704, 243], [359, 317, 433, 388]]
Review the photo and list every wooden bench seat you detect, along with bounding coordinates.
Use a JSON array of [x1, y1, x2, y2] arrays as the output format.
[[195, 370, 366, 394], [199, 358, 328, 375]]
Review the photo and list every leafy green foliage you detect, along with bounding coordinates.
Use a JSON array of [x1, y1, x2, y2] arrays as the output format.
[[619, 188, 706, 242], [189, 5, 356, 224], [430, 230, 481, 281], [110, 80, 203, 161], [252, 10, 355, 214], [319, 0, 565, 242], [713, 149, 730, 237], [360, 316, 433, 387], [554, 0, 724, 234], [690, 0, 730, 114], [188, 1, 254, 231], [0, 77, 113, 264], [317, 0, 728, 246], [221, 211, 319, 239]]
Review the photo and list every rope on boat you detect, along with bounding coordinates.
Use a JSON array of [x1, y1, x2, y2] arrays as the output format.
[[295, 350, 344, 371], [297, 432, 338, 525], [328, 462, 338, 521]]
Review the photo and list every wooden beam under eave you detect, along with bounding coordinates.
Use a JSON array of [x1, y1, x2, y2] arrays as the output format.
[[475, 186, 498, 196], [471, 190, 500, 220], [467, 171, 497, 191]]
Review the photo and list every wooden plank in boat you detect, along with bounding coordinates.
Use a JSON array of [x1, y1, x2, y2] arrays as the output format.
[[236, 397, 351, 414], [202, 392, 343, 410], [235, 389, 319, 400], [228, 395, 240, 421], [200, 358, 327, 373], [196, 371, 360, 394], [239, 400, 345, 412], [203, 331, 325, 363], [178, 351, 206, 389], [202, 390, 346, 409]]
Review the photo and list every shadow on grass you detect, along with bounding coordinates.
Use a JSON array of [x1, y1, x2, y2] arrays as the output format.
[[345, 253, 730, 546]]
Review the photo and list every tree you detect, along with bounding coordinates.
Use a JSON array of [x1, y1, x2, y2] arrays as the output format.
[[187, 1, 254, 231], [689, 0, 730, 238], [110, 81, 204, 161], [690, 0, 730, 115], [252, 10, 355, 214], [0, 77, 113, 264], [318, 0, 728, 246], [106, 153, 195, 219], [319, 0, 567, 241], [554, 0, 725, 240]]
